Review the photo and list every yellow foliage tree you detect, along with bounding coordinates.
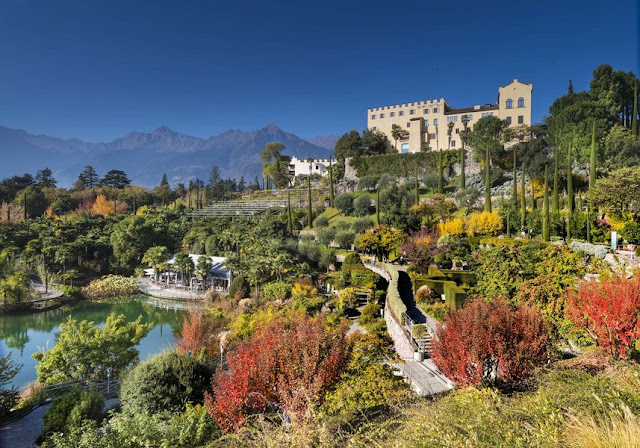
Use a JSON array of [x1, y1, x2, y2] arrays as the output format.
[[466, 211, 503, 236], [438, 218, 465, 236], [92, 194, 128, 216], [136, 205, 149, 216]]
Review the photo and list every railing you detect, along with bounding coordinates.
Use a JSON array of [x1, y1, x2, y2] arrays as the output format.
[[41, 378, 121, 398]]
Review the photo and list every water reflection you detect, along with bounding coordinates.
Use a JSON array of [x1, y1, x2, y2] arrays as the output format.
[[0, 295, 188, 389]]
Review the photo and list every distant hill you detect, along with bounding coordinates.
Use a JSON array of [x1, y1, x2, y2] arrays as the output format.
[[305, 135, 340, 151], [0, 124, 333, 187]]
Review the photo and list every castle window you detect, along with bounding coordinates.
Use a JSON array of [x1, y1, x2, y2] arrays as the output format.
[[401, 143, 410, 153], [433, 107, 439, 113], [380, 113, 385, 118], [433, 119, 439, 126], [424, 108, 429, 114], [517, 97, 525, 108], [455, 128, 460, 134], [371, 115, 376, 120], [399, 111, 404, 116], [518, 115, 524, 124], [451, 140, 456, 147], [424, 120, 429, 127], [390, 112, 395, 117], [372, 127, 377, 131], [506, 116, 512, 125], [410, 109, 415, 115], [506, 98, 513, 109], [407, 122, 410, 127], [429, 133, 436, 139]]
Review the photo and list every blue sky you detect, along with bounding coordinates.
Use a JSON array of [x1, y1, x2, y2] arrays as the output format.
[[0, 0, 637, 142]]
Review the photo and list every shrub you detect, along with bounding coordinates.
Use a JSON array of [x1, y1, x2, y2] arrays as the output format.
[[334, 288, 358, 313], [359, 303, 381, 327], [206, 315, 349, 431], [353, 194, 372, 217], [352, 217, 375, 234], [342, 252, 362, 267], [431, 296, 550, 388], [412, 324, 427, 340], [358, 175, 379, 191], [335, 219, 352, 231], [120, 351, 212, 416], [334, 193, 354, 214], [621, 221, 640, 244], [566, 275, 640, 360], [465, 211, 503, 236], [228, 276, 248, 298], [415, 285, 434, 304], [176, 308, 226, 358], [313, 215, 329, 228], [43, 389, 104, 435], [262, 281, 291, 301], [385, 264, 407, 322], [438, 218, 465, 236], [82, 275, 139, 298], [335, 230, 356, 249]]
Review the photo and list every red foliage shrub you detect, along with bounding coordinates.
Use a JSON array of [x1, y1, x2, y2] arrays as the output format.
[[205, 315, 349, 432], [566, 275, 640, 360], [431, 296, 550, 388], [176, 308, 219, 358], [400, 228, 444, 274]]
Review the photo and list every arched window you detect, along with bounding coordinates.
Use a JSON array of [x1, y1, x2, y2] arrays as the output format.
[[506, 98, 513, 109], [517, 97, 525, 108]]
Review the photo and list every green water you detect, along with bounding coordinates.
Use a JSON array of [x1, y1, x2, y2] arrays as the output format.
[[0, 295, 187, 390]]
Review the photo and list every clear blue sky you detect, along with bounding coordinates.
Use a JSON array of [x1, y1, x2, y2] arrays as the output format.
[[0, 0, 638, 142]]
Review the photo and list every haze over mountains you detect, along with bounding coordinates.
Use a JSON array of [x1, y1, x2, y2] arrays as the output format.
[[0, 124, 339, 187]]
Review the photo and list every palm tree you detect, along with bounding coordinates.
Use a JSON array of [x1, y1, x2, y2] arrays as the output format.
[[142, 246, 169, 281], [391, 124, 405, 151], [174, 253, 194, 286], [196, 256, 212, 291]]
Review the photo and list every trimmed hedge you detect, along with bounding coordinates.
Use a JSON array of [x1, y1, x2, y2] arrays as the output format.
[[43, 389, 104, 435], [385, 264, 406, 322]]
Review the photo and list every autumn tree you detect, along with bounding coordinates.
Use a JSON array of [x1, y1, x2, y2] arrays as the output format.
[[566, 275, 640, 360], [356, 225, 405, 261], [205, 315, 349, 431], [431, 297, 550, 388], [92, 193, 127, 216], [400, 228, 444, 274], [177, 308, 227, 358]]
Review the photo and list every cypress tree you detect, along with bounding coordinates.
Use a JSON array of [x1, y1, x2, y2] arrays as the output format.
[[287, 190, 293, 236], [512, 147, 517, 204], [507, 214, 511, 238], [590, 121, 597, 189], [376, 188, 380, 226], [307, 175, 313, 228], [553, 150, 559, 213], [328, 158, 335, 208], [567, 144, 574, 214], [414, 169, 420, 205], [543, 165, 549, 241], [633, 82, 638, 137], [520, 162, 526, 228], [530, 177, 536, 210], [460, 145, 466, 189], [484, 144, 491, 212], [437, 150, 443, 194]]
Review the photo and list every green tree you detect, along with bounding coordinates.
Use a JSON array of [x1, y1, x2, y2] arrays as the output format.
[[142, 246, 170, 281], [460, 114, 470, 189], [73, 166, 99, 190], [99, 170, 131, 189], [391, 124, 405, 151], [0, 353, 21, 415], [361, 128, 391, 155], [35, 167, 57, 188], [260, 142, 290, 189], [33, 313, 152, 384], [543, 166, 550, 241], [589, 166, 640, 221], [520, 162, 526, 228], [334, 130, 362, 160], [328, 157, 335, 207], [174, 253, 194, 286]]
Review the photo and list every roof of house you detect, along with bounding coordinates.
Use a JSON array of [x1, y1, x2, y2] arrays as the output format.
[[444, 104, 499, 115]]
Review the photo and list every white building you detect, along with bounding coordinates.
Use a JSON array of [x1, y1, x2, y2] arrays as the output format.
[[288, 156, 333, 177], [144, 254, 231, 292]]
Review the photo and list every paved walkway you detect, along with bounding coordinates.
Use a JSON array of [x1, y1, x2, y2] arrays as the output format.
[[137, 278, 206, 300], [0, 398, 119, 448]]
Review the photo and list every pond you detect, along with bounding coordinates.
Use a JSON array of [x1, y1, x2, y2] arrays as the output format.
[[0, 295, 189, 390]]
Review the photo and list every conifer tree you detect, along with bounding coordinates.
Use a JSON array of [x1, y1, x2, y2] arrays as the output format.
[[414, 169, 419, 206], [567, 145, 574, 214], [543, 166, 549, 242], [520, 162, 526, 228], [590, 121, 597, 189], [376, 188, 380, 226], [437, 151, 443, 194], [512, 147, 517, 204], [553, 150, 559, 213], [287, 190, 293, 236], [633, 82, 638, 138], [484, 144, 491, 212], [307, 175, 313, 228], [328, 158, 335, 207]]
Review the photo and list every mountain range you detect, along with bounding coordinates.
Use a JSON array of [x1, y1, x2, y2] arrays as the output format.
[[0, 124, 340, 187]]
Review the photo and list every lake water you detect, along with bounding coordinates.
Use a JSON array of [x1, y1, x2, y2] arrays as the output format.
[[0, 295, 188, 390]]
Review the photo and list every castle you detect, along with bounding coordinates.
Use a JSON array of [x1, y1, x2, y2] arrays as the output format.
[[366, 79, 532, 153]]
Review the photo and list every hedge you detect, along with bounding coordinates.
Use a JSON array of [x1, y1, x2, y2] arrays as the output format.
[[385, 264, 406, 322]]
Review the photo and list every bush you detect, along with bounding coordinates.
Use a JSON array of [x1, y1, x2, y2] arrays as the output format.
[[335, 230, 355, 249], [465, 211, 503, 236], [353, 194, 372, 217], [385, 264, 407, 322], [82, 275, 139, 298], [358, 175, 379, 191], [228, 276, 248, 298], [43, 389, 104, 435], [313, 215, 329, 228], [334, 193, 354, 214], [262, 281, 291, 301], [359, 303, 381, 327], [342, 252, 362, 267], [415, 285, 434, 304], [621, 221, 640, 244], [352, 217, 375, 234], [412, 324, 427, 340], [432, 296, 550, 388], [120, 351, 212, 416]]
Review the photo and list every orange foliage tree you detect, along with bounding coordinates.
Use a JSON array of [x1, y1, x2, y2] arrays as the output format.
[[566, 275, 640, 360], [205, 315, 349, 432], [92, 194, 128, 216], [176, 308, 221, 358], [431, 296, 550, 388]]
